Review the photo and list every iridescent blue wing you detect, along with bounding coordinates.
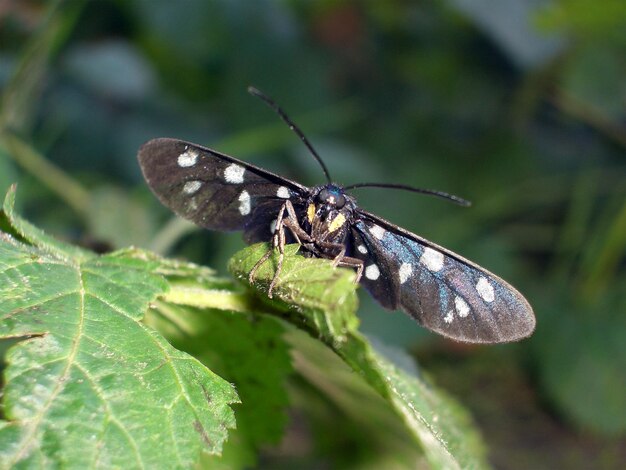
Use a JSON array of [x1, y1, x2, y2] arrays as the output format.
[[138, 138, 308, 243], [351, 210, 535, 343]]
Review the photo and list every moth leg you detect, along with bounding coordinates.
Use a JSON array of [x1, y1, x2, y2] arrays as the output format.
[[329, 244, 346, 267], [335, 256, 364, 283], [249, 203, 288, 286], [249, 200, 311, 298], [282, 200, 313, 244], [282, 218, 313, 244], [267, 212, 288, 297], [318, 241, 365, 283], [248, 249, 272, 284], [267, 200, 313, 296]]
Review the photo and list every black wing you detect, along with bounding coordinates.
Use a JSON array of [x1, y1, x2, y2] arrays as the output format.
[[350, 210, 535, 343], [138, 138, 309, 243]]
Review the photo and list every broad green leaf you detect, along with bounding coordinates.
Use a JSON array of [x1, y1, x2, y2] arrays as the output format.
[[146, 306, 293, 469], [0, 194, 238, 468], [228, 243, 489, 470]]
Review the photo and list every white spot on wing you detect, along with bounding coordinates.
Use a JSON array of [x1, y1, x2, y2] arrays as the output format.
[[444, 310, 454, 324], [420, 247, 444, 272], [365, 264, 380, 280], [399, 263, 412, 284], [183, 180, 202, 194], [276, 186, 290, 199], [224, 163, 245, 184], [177, 148, 198, 167], [369, 225, 386, 240], [454, 296, 470, 317], [357, 244, 367, 254], [238, 190, 251, 215], [476, 277, 495, 303]]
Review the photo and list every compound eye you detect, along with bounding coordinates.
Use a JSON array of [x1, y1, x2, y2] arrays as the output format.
[[318, 188, 331, 203], [318, 187, 346, 207]]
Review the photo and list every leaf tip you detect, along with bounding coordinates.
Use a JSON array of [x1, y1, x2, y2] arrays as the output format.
[[2, 183, 17, 215]]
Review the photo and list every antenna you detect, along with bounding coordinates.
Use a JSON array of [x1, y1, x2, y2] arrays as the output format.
[[343, 182, 471, 207], [248, 86, 332, 183]]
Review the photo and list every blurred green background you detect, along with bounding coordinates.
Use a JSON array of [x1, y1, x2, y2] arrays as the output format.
[[1, 1, 624, 468]]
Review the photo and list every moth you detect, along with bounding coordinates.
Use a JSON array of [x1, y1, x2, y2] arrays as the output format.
[[138, 87, 535, 343]]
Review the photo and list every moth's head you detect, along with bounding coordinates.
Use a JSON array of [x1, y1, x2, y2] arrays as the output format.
[[306, 185, 353, 235], [316, 185, 346, 208], [305, 185, 355, 232]]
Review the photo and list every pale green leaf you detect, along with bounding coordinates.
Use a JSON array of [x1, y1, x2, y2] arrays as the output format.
[[228, 243, 359, 341], [228, 243, 489, 470]]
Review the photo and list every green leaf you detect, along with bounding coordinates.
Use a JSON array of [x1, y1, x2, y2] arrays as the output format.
[[228, 243, 360, 341], [228, 243, 489, 469], [146, 306, 293, 469], [0, 192, 238, 468]]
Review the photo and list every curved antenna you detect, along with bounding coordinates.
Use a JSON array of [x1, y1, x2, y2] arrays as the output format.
[[248, 86, 332, 183], [343, 182, 471, 207]]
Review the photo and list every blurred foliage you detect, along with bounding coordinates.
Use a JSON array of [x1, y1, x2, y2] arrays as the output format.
[[0, 0, 624, 468]]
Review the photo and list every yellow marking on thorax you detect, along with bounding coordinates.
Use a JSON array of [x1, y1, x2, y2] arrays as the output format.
[[328, 213, 346, 233], [307, 203, 316, 223]]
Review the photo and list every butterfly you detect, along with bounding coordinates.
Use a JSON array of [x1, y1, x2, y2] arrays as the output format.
[[138, 87, 535, 344]]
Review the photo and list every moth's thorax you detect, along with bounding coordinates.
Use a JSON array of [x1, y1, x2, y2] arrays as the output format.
[[302, 185, 355, 246]]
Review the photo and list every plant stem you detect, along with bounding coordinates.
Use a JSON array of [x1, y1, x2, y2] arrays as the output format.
[[0, 132, 90, 216], [162, 286, 256, 313]]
